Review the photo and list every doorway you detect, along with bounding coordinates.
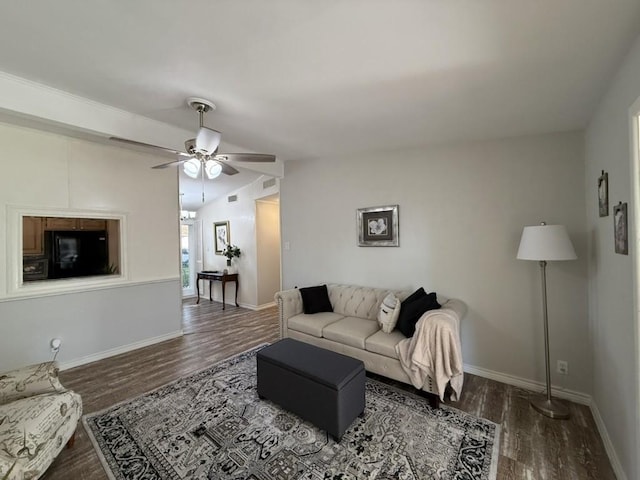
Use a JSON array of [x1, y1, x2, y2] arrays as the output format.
[[632, 108, 640, 456], [180, 219, 202, 298], [255, 194, 281, 307]]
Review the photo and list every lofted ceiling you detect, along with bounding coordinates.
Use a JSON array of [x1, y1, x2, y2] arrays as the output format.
[[0, 1, 639, 173]]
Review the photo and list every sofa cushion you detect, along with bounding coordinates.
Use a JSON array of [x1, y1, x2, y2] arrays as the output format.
[[322, 317, 381, 350], [401, 287, 427, 306], [396, 287, 427, 330], [365, 330, 407, 359], [288, 312, 345, 338], [327, 285, 390, 320], [377, 293, 401, 333], [397, 292, 441, 337], [299, 285, 333, 314]]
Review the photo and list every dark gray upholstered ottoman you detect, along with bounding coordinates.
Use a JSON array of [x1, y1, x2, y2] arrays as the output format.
[[257, 338, 365, 441]]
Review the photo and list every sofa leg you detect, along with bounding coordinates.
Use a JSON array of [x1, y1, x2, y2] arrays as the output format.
[[414, 388, 441, 409], [66, 431, 76, 449]]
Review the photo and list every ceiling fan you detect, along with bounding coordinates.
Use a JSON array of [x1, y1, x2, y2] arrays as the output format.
[[110, 97, 276, 201]]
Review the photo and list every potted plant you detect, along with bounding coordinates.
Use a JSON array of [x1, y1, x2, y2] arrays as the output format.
[[223, 245, 241, 267]]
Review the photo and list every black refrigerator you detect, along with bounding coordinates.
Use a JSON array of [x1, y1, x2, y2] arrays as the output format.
[[46, 230, 108, 279]]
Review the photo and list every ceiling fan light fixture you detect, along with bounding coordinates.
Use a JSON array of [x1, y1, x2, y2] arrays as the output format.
[[204, 160, 222, 179], [196, 127, 222, 154], [183, 158, 201, 179]]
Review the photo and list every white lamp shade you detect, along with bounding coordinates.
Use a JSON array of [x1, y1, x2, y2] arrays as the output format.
[[204, 160, 222, 179], [517, 224, 577, 261], [195, 127, 222, 154], [183, 158, 201, 179]]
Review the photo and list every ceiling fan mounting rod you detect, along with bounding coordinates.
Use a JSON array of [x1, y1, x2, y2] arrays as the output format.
[[187, 97, 216, 129]]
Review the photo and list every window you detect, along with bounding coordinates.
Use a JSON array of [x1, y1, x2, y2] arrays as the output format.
[[22, 216, 121, 283], [181, 224, 190, 289]]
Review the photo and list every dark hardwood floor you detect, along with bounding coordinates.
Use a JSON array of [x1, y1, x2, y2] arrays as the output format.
[[43, 298, 615, 480]]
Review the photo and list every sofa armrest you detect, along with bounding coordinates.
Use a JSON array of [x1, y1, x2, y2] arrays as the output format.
[[0, 362, 66, 405], [274, 288, 304, 338], [440, 298, 467, 323]]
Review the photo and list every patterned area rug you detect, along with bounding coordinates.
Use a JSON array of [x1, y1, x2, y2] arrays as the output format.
[[83, 346, 500, 480]]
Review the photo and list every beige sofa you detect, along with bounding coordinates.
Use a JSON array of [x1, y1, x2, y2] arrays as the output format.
[[0, 362, 82, 480], [275, 284, 464, 403]]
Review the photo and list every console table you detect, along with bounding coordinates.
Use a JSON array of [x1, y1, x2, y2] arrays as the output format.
[[196, 271, 239, 309]]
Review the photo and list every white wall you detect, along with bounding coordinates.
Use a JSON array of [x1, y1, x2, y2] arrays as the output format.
[[280, 131, 590, 394], [585, 35, 640, 480], [0, 122, 182, 371], [256, 198, 281, 306], [198, 177, 279, 308]]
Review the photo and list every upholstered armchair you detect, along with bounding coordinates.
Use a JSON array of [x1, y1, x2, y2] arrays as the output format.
[[0, 362, 82, 480]]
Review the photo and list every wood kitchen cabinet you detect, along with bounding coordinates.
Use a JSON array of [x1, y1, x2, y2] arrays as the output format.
[[44, 217, 107, 231], [44, 217, 76, 230], [23, 216, 44, 255], [78, 218, 107, 230]]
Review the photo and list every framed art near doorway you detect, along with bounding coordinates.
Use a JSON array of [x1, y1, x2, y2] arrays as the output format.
[[214, 221, 230, 255], [598, 170, 609, 217], [614, 202, 628, 255]]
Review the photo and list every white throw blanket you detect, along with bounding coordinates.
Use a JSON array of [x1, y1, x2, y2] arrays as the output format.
[[395, 299, 466, 401]]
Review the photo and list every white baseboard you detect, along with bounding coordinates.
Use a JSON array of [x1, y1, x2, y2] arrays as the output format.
[[463, 363, 591, 405], [254, 301, 277, 311], [58, 329, 184, 371], [237, 301, 276, 311], [590, 399, 627, 480]]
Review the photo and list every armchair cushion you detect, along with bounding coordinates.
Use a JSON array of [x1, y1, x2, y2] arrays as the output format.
[[0, 391, 81, 457], [0, 362, 81, 480], [0, 363, 65, 405]]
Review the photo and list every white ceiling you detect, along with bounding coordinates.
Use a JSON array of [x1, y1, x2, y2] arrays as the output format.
[[0, 2, 639, 169]]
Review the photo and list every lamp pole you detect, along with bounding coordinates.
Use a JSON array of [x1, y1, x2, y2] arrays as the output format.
[[530, 260, 569, 419], [540, 260, 552, 403]]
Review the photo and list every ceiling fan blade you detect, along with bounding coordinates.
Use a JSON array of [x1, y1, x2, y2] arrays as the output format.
[[110, 137, 191, 157], [219, 162, 239, 176], [195, 127, 222, 154], [215, 153, 276, 163], [151, 159, 188, 169]]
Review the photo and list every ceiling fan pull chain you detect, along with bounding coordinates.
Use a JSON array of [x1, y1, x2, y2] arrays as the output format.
[[201, 167, 206, 203]]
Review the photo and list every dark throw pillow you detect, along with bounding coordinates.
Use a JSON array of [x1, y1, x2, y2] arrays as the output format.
[[401, 287, 427, 308], [396, 287, 427, 328], [397, 291, 441, 337], [299, 285, 333, 314]]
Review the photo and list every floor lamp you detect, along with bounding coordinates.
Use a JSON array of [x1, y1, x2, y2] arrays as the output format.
[[517, 222, 577, 419]]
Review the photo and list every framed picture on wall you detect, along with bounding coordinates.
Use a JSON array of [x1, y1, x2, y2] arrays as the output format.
[[598, 170, 609, 217], [614, 202, 628, 255], [214, 221, 230, 255], [357, 205, 399, 247]]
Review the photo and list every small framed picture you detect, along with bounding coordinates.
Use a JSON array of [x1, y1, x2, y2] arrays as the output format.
[[614, 202, 628, 255], [598, 170, 609, 217], [357, 205, 399, 247], [214, 221, 230, 255]]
